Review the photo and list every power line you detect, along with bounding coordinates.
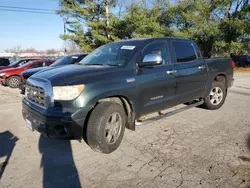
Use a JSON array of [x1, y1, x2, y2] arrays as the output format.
[[0, 8, 56, 15], [0, 5, 56, 12]]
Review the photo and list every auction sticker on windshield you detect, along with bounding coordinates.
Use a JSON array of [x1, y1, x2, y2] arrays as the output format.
[[121, 46, 135, 50]]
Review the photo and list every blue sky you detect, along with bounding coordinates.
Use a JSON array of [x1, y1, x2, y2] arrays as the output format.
[[0, 0, 64, 52]]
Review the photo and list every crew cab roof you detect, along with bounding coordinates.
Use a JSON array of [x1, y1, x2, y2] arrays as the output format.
[[110, 37, 195, 47], [120, 37, 194, 42]]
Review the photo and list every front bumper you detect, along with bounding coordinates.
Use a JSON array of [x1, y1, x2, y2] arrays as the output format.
[[0, 77, 6, 85], [22, 99, 90, 140], [19, 81, 26, 95]]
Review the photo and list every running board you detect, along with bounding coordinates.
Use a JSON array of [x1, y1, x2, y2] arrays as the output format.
[[136, 99, 204, 126]]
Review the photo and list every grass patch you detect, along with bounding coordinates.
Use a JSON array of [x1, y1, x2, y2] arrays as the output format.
[[234, 68, 250, 73]]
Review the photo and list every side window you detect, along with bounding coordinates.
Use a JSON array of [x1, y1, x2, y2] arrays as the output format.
[[173, 41, 197, 63], [142, 42, 169, 63], [74, 56, 84, 63], [37, 62, 45, 67], [30, 62, 44, 68], [45, 61, 51, 66]]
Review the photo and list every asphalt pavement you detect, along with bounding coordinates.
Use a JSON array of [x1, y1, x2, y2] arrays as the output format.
[[0, 73, 250, 188]]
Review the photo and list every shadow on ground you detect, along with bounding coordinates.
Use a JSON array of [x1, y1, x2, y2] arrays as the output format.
[[39, 135, 82, 188], [0, 131, 19, 179]]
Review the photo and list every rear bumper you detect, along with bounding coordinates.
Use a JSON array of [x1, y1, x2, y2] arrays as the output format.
[[229, 78, 234, 87], [227, 73, 234, 88], [22, 99, 91, 140]]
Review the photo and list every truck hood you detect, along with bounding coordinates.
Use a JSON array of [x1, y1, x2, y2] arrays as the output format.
[[22, 65, 75, 80], [31, 64, 114, 85], [22, 67, 52, 78]]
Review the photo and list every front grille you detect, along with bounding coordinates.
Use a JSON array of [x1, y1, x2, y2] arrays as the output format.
[[26, 83, 45, 107]]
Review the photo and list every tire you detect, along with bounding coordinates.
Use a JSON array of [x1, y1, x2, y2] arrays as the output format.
[[201, 81, 227, 110], [86, 101, 126, 154], [7, 76, 21, 88]]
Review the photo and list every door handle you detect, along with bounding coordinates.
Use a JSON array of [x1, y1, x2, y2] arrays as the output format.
[[166, 70, 177, 75], [198, 65, 205, 70]]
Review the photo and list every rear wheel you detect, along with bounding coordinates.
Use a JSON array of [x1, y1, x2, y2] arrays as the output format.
[[85, 101, 126, 154], [201, 81, 227, 110], [7, 76, 21, 88]]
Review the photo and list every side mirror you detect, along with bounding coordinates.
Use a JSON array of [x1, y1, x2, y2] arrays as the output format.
[[139, 54, 163, 67]]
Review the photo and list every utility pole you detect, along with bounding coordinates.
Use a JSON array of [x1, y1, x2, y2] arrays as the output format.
[[105, 0, 110, 39], [63, 17, 68, 54]]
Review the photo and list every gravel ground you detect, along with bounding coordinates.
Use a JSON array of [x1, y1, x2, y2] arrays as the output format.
[[0, 73, 250, 188]]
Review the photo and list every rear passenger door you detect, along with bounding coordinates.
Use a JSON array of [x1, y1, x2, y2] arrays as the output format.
[[171, 40, 207, 103]]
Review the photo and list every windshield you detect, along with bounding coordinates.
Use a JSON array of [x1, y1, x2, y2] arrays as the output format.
[[18, 61, 33, 68], [79, 42, 138, 66], [50, 55, 80, 67], [9, 60, 22, 66]]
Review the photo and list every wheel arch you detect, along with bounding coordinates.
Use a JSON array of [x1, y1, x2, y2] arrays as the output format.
[[6, 74, 22, 79], [83, 95, 136, 135], [97, 96, 136, 131], [213, 73, 227, 86]]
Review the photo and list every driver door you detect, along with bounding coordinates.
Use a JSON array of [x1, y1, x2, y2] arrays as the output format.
[[136, 41, 177, 116]]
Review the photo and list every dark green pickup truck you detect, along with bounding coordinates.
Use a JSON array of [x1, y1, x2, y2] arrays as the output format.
[[22, 37, 234, 153]]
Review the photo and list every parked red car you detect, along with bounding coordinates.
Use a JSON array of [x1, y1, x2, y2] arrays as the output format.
[[0, 58, 40, 71], [0, 59, 55, 88]]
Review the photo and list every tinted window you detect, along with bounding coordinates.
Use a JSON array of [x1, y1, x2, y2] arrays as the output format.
[[45, 61, 52, 66], [74, 54, 87, 63], [142, 42, 169, 63], [173, 41, 197, 63], [30, 62, 45, 68], [50, 55, 81, 67]]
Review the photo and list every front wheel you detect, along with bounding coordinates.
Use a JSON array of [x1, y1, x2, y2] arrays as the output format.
[[85, 101, 126, 154], [201, 81, 227, 110], [7, 76, 21, 88]]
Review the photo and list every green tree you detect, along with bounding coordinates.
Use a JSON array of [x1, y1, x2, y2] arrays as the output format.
[[58, 0, 250, 57], [113, 0, 172, 39], [214, 0, 250, 56], [58, 0, 118, 52], [167, 0, 250, 57]]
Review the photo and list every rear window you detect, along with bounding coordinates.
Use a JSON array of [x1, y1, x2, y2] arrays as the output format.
[[173, 41, 197, 63]]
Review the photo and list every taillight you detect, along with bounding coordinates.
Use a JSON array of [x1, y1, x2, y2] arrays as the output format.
[[231, 60, 235, 68]]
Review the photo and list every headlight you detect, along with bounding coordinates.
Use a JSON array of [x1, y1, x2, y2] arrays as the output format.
[[53, 85, 85, 100], [0, 73, 5, 77]]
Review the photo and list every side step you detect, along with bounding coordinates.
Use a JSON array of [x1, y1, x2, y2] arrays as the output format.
[[136, 99, 204, 126]]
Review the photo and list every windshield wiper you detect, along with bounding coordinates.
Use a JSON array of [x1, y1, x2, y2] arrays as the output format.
[[82, 63, 119, 66], [106, 64, 119, 66], [83, 63, 105, 66]]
